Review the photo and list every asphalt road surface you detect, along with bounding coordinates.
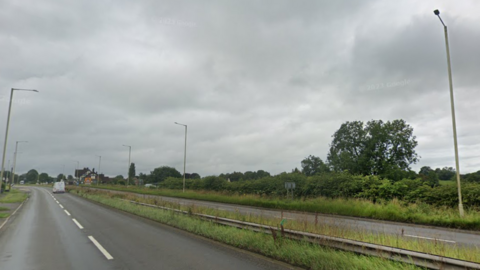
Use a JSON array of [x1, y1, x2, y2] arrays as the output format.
[[93, 188, 480, 247], [0, 187, 296, 270]]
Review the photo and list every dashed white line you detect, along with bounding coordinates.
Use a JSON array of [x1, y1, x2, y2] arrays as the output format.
[[64, 210, 71, 216], [72, 218, 84, 229], [88, 236, 114, 260], [404, 234, 456, 243]]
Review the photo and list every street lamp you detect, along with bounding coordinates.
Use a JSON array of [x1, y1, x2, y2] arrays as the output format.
[[12, 141, 28, 185], [122, 145, 131, 186], [433, 9, 464, 217], [174, 122, 187, 193], [96, 155, 101, 185], [73, 161, 79, 183], [0, 88, 38, 193]]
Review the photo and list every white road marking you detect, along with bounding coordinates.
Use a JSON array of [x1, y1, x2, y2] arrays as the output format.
[[64, 210, 71, 216], [59, 204, 64, 209], [88, 236, 114, 260], [404, 234, 456, 243], [72, 218, 84, 229]]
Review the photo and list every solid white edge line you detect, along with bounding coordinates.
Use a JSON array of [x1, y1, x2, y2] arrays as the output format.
[[404, 234, 456, 243], [72, 218, 84, 229], [59, 204, 64, 209], [64, 210, 71, 216], [88, 236, 114, 260]]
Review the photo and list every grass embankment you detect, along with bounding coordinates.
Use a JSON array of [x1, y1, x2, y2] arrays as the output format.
[[0, 207, 8, 218], [0, 189, 28, 203], [70, 188, 420, 270], [90, 185, 480, 230], [0, 189, 28, 218]]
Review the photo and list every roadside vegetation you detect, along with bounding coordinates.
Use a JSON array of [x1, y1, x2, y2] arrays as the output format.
[[92, 179, 480, 230], [0, 207, 8, 218], [72, 187, 480, 263], [69, 187, 422, 270], [0, 189, 28, 204]]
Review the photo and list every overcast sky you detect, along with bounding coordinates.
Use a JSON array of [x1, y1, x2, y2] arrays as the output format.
[[1, 0, 479, 178]]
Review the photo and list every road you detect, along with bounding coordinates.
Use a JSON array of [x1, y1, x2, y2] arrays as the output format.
[[0, 187, 296, 270], [92, 188, 480, 247]]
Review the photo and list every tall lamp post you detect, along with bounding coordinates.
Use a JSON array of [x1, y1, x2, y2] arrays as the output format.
[[0, 88, 38, 193], [12, 141, 28, 185], [174, 122, 187, 193], [122, 145, 131, 186], [96, 155, 101, 185], [433, 9, 464, 217], [74, 161, 79, 184]]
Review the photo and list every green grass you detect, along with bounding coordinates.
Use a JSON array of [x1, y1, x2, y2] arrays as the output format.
[[0, 207, 9, 211], [0, 189, 28, 203], [89, 185, 480, 230], [70, 188, 421, 270], [439, 180, 456, 186], [0, 213, 8, 218]]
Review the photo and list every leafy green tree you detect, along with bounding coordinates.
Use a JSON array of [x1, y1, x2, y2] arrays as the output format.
[[129, 163, 136, 180], [419, 166, 434, 176], [423, 171, 440, 187], [256, 170, 271, 178], [67, 175, 74, 180], [435, 167, 456, 180], [327, 120, 419, 176], [149, 166, 181, 183], [26, 169, 39, 183], [186, 173, 201, 179], [301, 155, 330, 176], [464, 170, 480, 183], [39, 173, 49, 183], [57, 174, 65, 181]]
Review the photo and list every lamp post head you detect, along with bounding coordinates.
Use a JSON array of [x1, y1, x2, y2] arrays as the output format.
[[12, 88, 39, 92], [434, 9, 440, 15]]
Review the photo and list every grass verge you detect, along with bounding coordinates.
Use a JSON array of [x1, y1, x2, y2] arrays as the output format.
[[70, 188, 421, 270], [0, 189, 28, 203], [89, 185, 480, 230], [74, 187, 480, 263]]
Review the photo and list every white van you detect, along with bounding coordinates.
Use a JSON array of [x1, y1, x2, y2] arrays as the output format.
[[53, 181, 65, 193]]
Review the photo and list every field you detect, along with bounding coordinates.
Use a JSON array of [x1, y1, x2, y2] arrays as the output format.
[[90, 185, 480, 230]]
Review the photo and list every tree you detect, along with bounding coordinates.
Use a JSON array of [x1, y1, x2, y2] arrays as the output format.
[[301, 155, 330, 176], [57, 174, 65, 181], [422, 171, 439, 187], [419, 166, 434, 176], [435, 167, 455, 180], [39, 173, 49, 183], [256, 170, 271, 178], [185, 173, 201, 179], [327, 120, 419, 176], [26, 169, 39, 183], [67, 175, 74, 180], [129, 163, 136, 181], [149, 166, 181, 183]]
